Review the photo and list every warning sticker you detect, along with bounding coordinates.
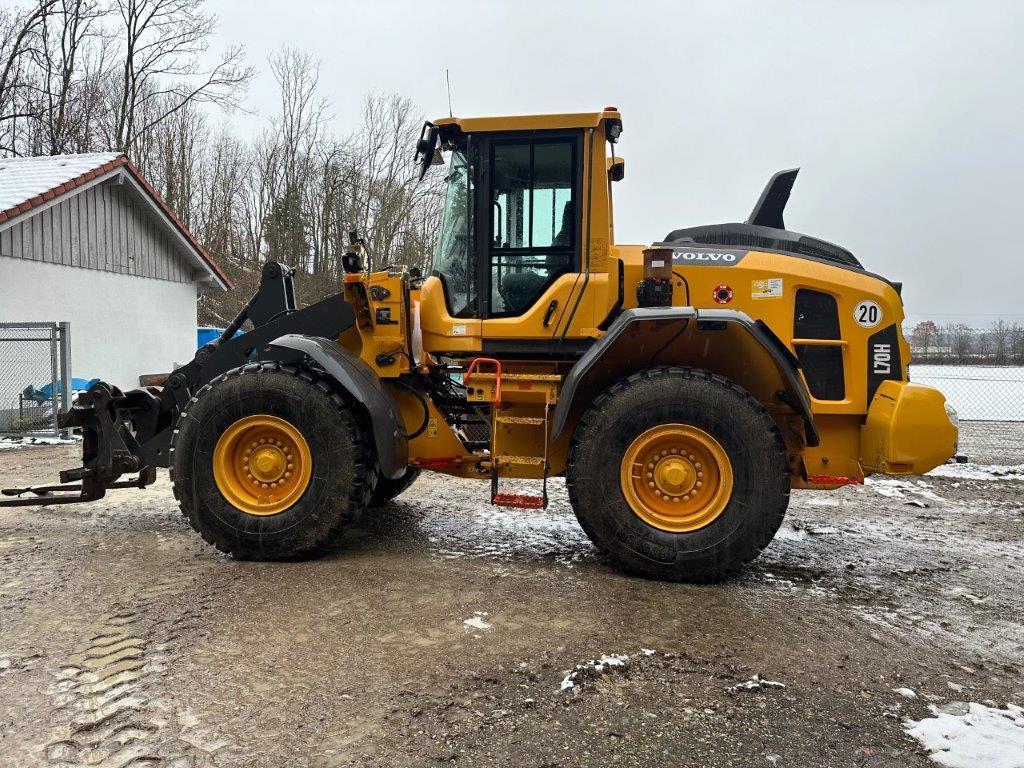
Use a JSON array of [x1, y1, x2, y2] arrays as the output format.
[[752, 278, 783, 299]]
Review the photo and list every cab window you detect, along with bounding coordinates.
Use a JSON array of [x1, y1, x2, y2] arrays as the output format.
[[432, 150, 476, 317], [489, 138, 576, 316]]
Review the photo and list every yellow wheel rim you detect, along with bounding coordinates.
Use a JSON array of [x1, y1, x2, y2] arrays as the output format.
[[212, 415, 312, 516], [620, 424, 733, 533]]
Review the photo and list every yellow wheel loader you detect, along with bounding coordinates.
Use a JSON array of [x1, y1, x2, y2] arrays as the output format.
[[0, 108, 958, 582]]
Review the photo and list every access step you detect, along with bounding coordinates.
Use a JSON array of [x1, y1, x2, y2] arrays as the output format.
[[494, 415, 546, 425], [495, 454, 544, 466], [492, 493, 546, 509]]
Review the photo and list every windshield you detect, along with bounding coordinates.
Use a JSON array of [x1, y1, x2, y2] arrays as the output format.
[[432, 151, 475, 317]]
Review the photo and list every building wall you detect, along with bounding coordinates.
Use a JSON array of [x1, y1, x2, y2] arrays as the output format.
[[0, 180, 198, 283], [0, 257, 198, 391]]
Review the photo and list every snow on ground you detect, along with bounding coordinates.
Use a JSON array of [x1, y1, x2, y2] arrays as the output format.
[[559, 651, 653, 692], [728, 675, 786, 693], [904, 702, 1024, 768], [865, 477, 944, 502], [927, 463, 1024, 482], [415, 482, 595, 566], [0, 435, 78, 450], [463, 612, 492, 632]]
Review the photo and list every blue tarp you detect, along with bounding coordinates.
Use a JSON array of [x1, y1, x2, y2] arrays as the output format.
[[21, 378, 100, 404], [197, 327, 243, 348]]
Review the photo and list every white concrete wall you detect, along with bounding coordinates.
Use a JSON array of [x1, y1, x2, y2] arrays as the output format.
[[0, 257, 198, 391]]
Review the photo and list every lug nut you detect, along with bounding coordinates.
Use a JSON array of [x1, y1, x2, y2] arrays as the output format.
[[694, 462, 702, 469]]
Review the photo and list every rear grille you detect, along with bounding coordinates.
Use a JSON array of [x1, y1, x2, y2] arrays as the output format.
[[794, 289, 845, 400]]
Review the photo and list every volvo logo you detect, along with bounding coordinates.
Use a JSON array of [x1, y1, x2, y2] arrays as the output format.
[[671, 249, 748, 265]]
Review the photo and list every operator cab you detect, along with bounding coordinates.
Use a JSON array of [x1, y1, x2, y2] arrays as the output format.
[[415, 110, 622, 352]]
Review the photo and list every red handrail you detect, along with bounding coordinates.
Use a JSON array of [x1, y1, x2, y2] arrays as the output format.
[[465, 357, 503, 405]]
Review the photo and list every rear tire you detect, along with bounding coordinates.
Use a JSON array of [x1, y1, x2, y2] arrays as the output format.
[[566, 367, 789, 582], [170, 362, 372, 560], [368, 468, 420, 507]]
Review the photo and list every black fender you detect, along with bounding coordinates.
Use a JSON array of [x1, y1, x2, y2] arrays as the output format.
[[550, 306, 819, 447], [267, 334, 409, 479]]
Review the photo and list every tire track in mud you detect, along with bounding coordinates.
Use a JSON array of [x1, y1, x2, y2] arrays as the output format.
[[42, 570, 224, 768]]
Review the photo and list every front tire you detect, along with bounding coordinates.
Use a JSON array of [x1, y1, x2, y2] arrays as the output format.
[[566, 367, 789, 582], [170, 362, 372, 560]]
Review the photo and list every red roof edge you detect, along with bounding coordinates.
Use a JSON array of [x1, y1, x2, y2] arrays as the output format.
[[0, 154, 233, 291]]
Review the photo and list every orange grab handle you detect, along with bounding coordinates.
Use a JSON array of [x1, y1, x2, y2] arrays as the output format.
[[465, 357, 503, 405]]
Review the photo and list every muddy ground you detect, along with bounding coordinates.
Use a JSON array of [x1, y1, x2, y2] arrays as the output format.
[[0, 443, 1021, 768]]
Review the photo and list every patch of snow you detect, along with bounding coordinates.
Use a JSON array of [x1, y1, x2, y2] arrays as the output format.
[[463, 612, 492, 632], [803, 496, 841, 507], [417, 480, 596, 566], [0, 435, 78, 450], [905, 702, 1024, 768], [728, 674, 786, 693], [894, 687, 918, 699], [559, 650, 644, 692], [865, 477, 944, 502], [928, 463, 1024, 482]]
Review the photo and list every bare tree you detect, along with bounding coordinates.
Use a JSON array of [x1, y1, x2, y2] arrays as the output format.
[[34, 0, 108, 154], [108, 0, 252, 153], [0, 0, 58, 152], [946, 323, 973, 363]]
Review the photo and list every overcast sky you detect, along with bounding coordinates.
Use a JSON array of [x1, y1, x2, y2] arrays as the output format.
[[206, 0, 1024, 324]]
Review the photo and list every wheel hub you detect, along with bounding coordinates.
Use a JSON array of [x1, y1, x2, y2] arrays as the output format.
[[653, 455, 697, 496], [620, 424, 733, 532]]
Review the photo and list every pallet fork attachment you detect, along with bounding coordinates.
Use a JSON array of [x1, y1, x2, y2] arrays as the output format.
[[0, 261, 357, 508]]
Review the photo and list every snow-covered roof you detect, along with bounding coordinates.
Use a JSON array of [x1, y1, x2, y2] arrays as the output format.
[[0, 152, 230, 290], [0, 152, 121, 212]]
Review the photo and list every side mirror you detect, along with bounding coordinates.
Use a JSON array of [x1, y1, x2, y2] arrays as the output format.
[[415, 122, 440, 181], [608, 157, 625, 182]]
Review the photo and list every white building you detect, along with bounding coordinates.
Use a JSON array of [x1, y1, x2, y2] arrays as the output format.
[[0, 153, 229, 390]]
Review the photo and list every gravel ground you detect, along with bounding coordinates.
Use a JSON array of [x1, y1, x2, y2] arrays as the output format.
[[0, 443, 1022, 767]]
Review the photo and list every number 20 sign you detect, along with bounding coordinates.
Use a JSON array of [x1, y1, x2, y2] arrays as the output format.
[[854, 300, 883, 329]]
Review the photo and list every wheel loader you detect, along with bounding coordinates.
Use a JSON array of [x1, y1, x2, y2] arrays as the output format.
[[0, 108, 958, 582]]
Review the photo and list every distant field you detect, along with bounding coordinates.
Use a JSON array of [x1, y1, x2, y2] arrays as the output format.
[[910, 364, 1024, 422]]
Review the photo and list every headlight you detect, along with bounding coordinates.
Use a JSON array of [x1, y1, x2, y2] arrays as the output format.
[[944, 401, 959, 430]]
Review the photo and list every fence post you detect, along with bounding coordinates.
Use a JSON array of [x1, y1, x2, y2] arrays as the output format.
[[48, 323, 60, 438], [59, 322, 72, 438]]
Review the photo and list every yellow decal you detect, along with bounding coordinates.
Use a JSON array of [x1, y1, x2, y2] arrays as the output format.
[[752, 278, 783, 299]]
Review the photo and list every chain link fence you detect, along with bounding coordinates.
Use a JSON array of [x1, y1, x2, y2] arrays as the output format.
[[0, 323, 71, 438], [908, 362, 1024, 466]]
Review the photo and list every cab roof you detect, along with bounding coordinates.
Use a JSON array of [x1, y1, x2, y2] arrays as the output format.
[[433, 108, 622, 134]]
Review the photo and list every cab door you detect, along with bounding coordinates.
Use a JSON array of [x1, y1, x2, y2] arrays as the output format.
[[475, 132, 582, 344]]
